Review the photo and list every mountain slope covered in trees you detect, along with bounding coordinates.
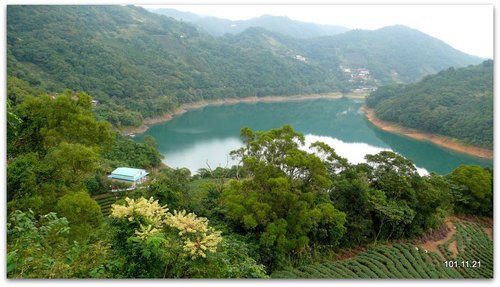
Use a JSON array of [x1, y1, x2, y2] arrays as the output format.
[[366, 60, 493, 149], [7, 5, 344, 127], [8, 5, 482, 128], [301, 25, 484, 83], [150, 8, 350, 38]]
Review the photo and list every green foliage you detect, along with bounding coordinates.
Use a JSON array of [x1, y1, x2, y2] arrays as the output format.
[[329, 165, 374, 246], [363, 151, 452, 239], [196, 165, 248, 179], [7, 6, 481, 127], [449, 222, 493, 278], [7, 153, 42, 201], [6, 5, 343, 127], [85, 174, 111, 196], [367, 60, 493, 148], [103, 135, 163, 169], [12, 92, 114, 157], [447, 165, 493, 216], [7, 210, 112, 278], [56, 191, 104, 241], [44, 142, 100, 188], [7, 76, 43, 105], [148, 168, 191, 210], [222, 125, 347, 269], [411, 173, 453, 233], [307, 25, 482, 84], [6, 84, 151, 217], [93, 193, 118, 216], [329, 152, 453, 246], [108, 197, 265, 278], [272, 220, 492, 278]]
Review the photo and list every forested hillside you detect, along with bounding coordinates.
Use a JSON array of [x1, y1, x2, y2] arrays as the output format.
[[301, 25, 484, 83], [8, 5, 482, 128], [366, 60, 493, 149], [151, 9, 350, 38]]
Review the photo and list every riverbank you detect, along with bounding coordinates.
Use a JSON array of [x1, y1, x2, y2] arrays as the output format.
[[363, 107, 493, 159], [121, 93, 346, 135]]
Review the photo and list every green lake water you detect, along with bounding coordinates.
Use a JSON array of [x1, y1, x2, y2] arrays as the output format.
[[135, 98, 492, 175]]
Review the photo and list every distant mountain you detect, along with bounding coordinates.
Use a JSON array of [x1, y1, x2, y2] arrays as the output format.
[[367, 60, 493, 149], [7, 5, 484, 128], [7, 5, 344, 127], [150, 8, 350, 38], [301, 25, 485, 83]]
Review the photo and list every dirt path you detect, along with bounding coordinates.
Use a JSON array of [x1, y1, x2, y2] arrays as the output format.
[[363, 107, 493, 159], [420, 220, 457, 258], [484, 227, 493, 240], [121, 93, 343, 136]]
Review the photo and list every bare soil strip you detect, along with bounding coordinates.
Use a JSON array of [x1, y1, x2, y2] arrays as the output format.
[[420, 220, 457, 258], [362, 107, 493, 159]]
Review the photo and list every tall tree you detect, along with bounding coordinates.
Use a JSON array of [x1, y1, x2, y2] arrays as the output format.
[[447, 165, 493, 216], [222, 125, 346, 269]]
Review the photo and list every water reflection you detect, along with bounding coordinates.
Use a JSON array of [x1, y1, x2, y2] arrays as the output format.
[[136, 99, 492, 175]]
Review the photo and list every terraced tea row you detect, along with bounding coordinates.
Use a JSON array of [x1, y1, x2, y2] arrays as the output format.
[[271, 220, 492, 279]]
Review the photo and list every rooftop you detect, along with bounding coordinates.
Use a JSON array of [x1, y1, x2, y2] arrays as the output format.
[[111, 167, 147, 177]]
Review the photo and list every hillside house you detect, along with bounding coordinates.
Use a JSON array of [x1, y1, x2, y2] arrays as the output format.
[[109, 167, 149, 186]]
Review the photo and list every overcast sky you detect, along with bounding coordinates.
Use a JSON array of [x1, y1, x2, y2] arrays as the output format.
[[144, 4, 493, 59]]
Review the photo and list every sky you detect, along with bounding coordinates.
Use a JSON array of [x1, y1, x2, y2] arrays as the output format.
[[143, 4, 494, 59]]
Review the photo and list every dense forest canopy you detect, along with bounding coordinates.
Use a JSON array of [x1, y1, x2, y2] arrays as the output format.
[[366, 60, 493, 149], [8, 5, 482, 127]]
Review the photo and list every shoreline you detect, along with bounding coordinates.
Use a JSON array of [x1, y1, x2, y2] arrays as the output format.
[[362, 107, 493, 160], [121, 92, 349, 135]]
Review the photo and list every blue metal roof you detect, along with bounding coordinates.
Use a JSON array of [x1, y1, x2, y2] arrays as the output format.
[[110, 167, 149, 181], [111, 167, 146, 177]]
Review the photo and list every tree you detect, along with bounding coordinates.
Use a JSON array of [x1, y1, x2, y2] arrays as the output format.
[[222, 125, 346, 269], [44, 142, 100, 189], [410, 173, 453, 234], [367, 60, 493, 149], [103, 135, 163, 169], [7, 153, 41, 201], [7, 99, 22, 158], [109, 197, 224, 278], [329, 164, 375, 246], [13, 92, 114, 157], [148, 168, 191, 210], [447, 165, 493, 216], [7, 210, 111, 278], [56, 191, 103, 241], [363, 151, 419, 240]]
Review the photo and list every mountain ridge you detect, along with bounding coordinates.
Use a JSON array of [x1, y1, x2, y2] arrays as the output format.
[[7, 5, 483, 128], [150, 8, 350, 38]]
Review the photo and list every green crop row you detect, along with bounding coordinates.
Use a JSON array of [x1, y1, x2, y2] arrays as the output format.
[[271, 221, 492, 279]]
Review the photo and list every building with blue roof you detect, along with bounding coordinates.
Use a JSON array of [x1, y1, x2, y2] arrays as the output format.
[[109, 167, 149, 186]]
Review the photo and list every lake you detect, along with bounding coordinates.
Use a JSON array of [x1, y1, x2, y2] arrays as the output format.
[[135, 98, 492, 175]]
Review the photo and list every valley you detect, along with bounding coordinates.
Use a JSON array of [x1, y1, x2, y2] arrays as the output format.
[[5, 4, 493, 280]]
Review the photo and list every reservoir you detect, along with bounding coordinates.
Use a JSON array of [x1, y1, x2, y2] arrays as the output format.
[[135, 98, 492, 175]]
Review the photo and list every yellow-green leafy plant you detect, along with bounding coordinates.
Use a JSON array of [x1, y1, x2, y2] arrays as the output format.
[[166, 210, 222, 259], [111, 197, 168, 227], [110, 197, 222, 259]]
